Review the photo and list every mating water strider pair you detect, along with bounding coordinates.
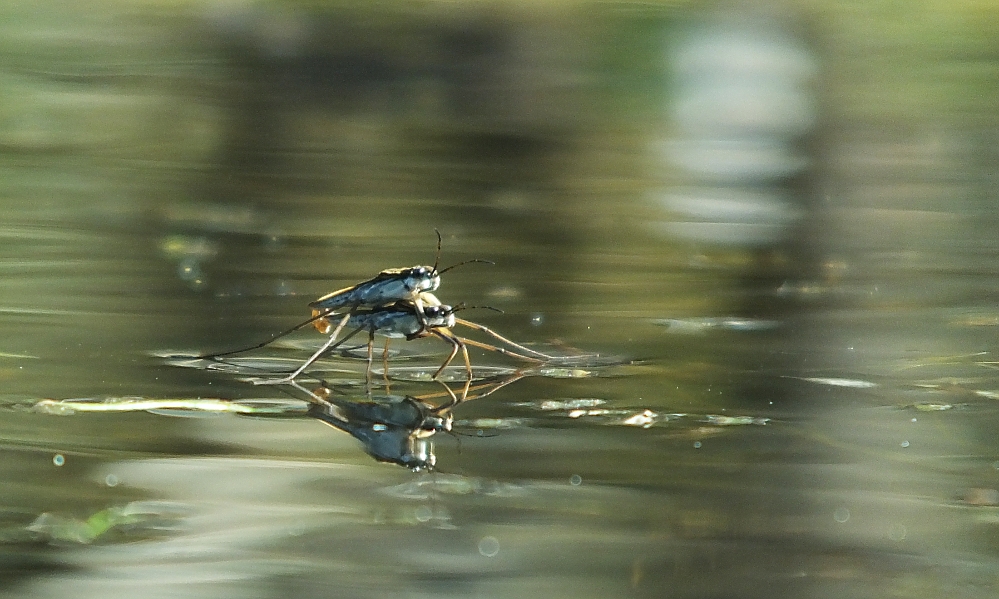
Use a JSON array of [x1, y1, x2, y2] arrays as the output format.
[[200, 231, 553, 396]]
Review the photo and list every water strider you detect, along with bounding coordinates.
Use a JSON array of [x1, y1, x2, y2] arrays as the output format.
[[259, 292, 550, 399], [197, 231, 493, 383]]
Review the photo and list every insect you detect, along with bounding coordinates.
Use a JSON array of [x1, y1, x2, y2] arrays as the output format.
[[197, 230, 490, 371], [250, 294, 457, 385], [309, 229, 490, 328], [265, 293, 552, 398]]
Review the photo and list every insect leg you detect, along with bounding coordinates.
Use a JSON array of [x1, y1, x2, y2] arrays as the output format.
[[286, 379, 333, 406], [458, 336, 545, 363], [365, 329, 375, 384], [459, 369, 471, 402], [430, 329, 472, 402], [254, 313, 352, 385], [430, 329, 462, 380], [431, 379, 460, 411], [453, 317, 553, 360], [197, 311, 330, 360], [381, 337, 392, 389]]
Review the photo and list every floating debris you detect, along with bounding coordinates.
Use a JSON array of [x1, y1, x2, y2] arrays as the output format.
[[962, 488, 999, 506], [0, 352, 39, 360], [456, 417, 525, 430], [653, 317, 779, 334], [703, 415, 769, 426], [27, 501, 191, 544], [791, 376, 877, 388], [951, 313, 999, 327], [621, 409, 658, 428], [906, 403, 955, 412], [910, 377, 983, 388], [34, 397, 307, 416], [512, 398, 607, 411], [568, 408, 614, 419]]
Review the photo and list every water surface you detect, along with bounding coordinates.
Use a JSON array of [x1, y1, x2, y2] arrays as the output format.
[[3, 3, 999, 598]]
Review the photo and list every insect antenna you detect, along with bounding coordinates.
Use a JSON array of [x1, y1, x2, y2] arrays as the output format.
[[437, 259, 494, 275], [429, 228, 494, 275], [197, 311, 333, 360], [451, 304, 503, 314], [432, 228, 442, 273]]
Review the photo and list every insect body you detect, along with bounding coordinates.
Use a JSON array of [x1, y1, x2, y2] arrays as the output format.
[[199, 231, 489, 382], [308, 230, 490, 335], [309, 265, 440, 327], [280, 293, 552, 401], [259, 294, 467, 385]]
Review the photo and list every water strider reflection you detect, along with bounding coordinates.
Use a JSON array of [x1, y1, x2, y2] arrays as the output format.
[[288, 371, 527, 472]]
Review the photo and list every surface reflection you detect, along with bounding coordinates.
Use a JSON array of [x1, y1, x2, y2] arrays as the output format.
[[293, 374, 524, 471]]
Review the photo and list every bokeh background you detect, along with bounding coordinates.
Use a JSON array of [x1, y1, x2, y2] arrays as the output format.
[[3, 0, 999, 597]]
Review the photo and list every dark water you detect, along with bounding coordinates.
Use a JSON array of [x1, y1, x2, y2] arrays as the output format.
[[4, 3, 999, 598]]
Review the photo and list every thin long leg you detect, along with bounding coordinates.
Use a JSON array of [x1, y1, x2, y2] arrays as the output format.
[[453, 317, 553, 360], [254, 313, 352, 385], [430, 380, 460, 411], [430, 329, 460, 379], [286, 379, 333, 407], [381, 337, 391, 390], [415, 371, 525, 407], [458, 369, 471, 402], [365, 329, 375, 384], [197, 311, 331, 359], [431, 329, 472, 401], [458, 337, 544, 363]]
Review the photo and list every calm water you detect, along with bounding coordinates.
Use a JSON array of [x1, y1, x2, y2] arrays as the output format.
[[4, 3, 999, 598]]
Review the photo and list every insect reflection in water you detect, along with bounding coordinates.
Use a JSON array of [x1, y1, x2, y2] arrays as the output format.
[[294, 373, 522, 471]]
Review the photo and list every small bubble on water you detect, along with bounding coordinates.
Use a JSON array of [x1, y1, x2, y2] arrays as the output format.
[[478, 536, 500, 557], [52, 454, 64, 466], [264, 233, 284, 250], [530, 313, 544, 326], [177, 258, 202, 281], [693, 441, 702, 449], [887, 523, 907, 541], [105, 474, 118, 487], [570, 474, 582, 486], [833, 507, 850, 523], [900, 440, 909, 448]]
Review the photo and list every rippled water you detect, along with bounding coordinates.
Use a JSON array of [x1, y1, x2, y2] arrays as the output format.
[[4, 3, 999, 598]]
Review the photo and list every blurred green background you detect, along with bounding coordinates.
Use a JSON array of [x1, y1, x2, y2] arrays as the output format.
[[3, 1, 999, 597]]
